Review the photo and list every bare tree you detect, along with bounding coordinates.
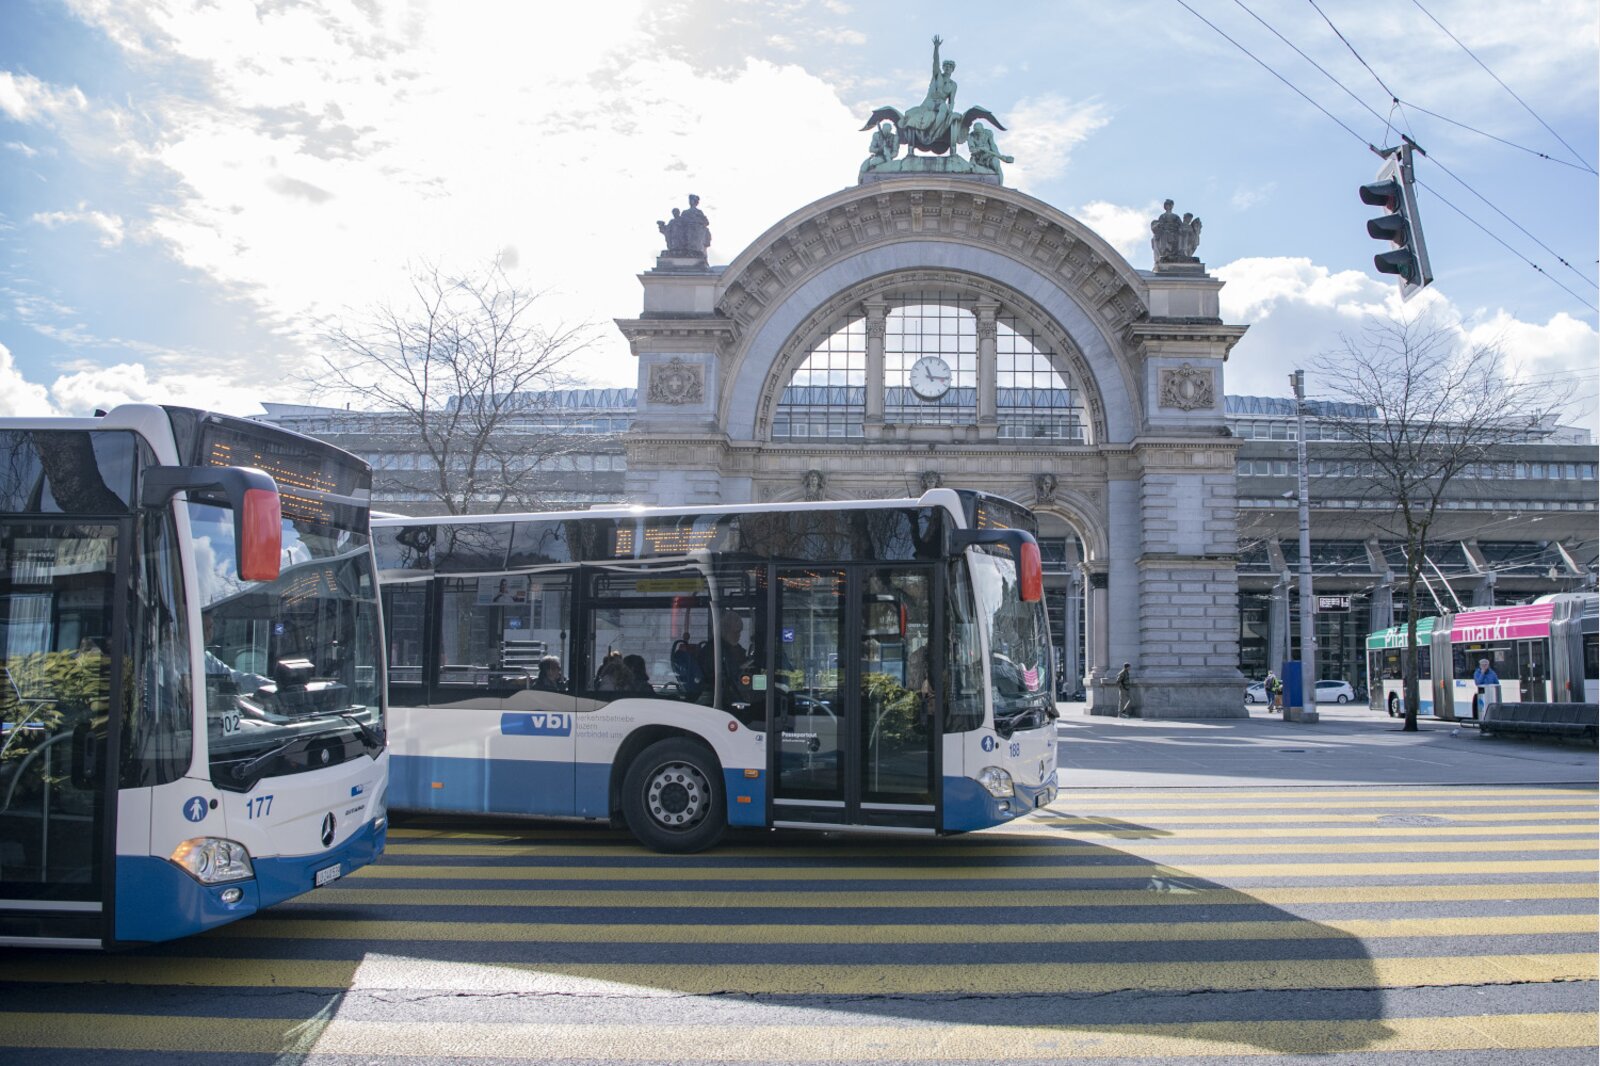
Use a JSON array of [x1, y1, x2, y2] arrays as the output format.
[[1311, 314, 1567, 731], [317, 261, 599, 516]]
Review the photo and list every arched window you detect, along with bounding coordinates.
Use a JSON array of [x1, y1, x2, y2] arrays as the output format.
[[772, 289, 1086, 443]]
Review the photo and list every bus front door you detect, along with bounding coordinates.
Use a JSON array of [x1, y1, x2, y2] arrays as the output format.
[[769, 565, 937, 832], [0, 520, 126, 947]]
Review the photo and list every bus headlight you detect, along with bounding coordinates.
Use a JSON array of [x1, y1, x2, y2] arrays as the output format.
[[371, 784, 388, 831], [170, 837, 255, 885], [977, 766, 1015, 798]]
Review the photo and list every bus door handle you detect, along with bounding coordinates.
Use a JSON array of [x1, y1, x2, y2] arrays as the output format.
[[70, 719, 101, 790]]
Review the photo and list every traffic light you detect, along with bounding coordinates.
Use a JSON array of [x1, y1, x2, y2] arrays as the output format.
[[1359, 140, 1432, 300]]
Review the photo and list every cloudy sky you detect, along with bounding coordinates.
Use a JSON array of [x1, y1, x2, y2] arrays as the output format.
[[2, 0, 1596, 426]]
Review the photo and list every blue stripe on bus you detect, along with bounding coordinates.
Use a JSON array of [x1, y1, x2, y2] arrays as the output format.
[[392, 753, 589, 817], [724, 767, 765, 827], [393, 754, 769, 826], [114, 818, 385, 944], [942, 775, 1055, 832]]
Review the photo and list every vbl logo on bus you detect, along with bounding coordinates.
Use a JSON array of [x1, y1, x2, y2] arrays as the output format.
[[500, 712, 573, 737]]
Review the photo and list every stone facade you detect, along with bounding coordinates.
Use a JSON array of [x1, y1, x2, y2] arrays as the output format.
[[615, 177, 1250, 717]]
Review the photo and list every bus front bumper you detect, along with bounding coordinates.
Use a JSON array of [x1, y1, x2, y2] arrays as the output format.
[[115, 818, 386, 944]]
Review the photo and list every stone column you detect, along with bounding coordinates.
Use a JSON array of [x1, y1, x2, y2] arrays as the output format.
[[1084, 569, 1114, 713], [975, 299, 999, 439], [863, 297, 887, 438], [1063, 567, 1082, 694]]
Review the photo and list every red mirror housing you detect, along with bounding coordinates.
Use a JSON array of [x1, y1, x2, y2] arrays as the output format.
[[1018, 539, 1043, 603], [238, 487, 282, 582]]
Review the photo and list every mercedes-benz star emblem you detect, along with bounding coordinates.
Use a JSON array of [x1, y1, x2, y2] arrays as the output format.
[[321, 812, 336, 848]]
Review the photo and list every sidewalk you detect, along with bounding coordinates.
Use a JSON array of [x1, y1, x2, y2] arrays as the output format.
[[1054, 701, 1600, 790]]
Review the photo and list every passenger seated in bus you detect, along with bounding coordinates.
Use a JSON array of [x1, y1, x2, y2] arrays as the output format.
[[532, 655, 566, 693], [595, 650, 630, 692], [623, 654, 654, 696], [705, 610, 754, 709]]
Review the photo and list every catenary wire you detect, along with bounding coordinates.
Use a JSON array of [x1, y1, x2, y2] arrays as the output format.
[[1416, 180, 1600, 314], [1409, 0, 1596, 173], [1182, 0, 1599, 315], [1400, 100, 1597, 175], [1306, 0, 1401, 105], [1238, 0, 1595, 174], [1296, 0, 1598, 290], [1423, 154, 1598, 289], [1173, 0, 1377, 151]]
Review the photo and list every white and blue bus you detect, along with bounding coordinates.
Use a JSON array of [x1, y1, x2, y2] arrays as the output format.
[[0, 405, 387, 948], [374, 489, 1058, 852]]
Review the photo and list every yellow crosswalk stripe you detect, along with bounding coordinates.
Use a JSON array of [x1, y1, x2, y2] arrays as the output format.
[[304, 881, 1599, 908], [383, 837, 1599, 859], [0, 1011, 1594, 1058], [351, 857, 1598, 880], [1052, 787, 1596, 802], [386, 822, 1597, 845], [1041, 796, 1596, 810], [1030, 809, 1594, 824], [213, 912, 1597, 943], [5, 953, 1591, 994]]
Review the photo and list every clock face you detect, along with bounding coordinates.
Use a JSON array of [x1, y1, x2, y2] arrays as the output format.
[[908, 356, 953, 400]]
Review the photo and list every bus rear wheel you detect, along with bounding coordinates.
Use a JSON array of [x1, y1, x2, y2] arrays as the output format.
[[622, 738, 726, 854], [1387, 693, 1400, 717]]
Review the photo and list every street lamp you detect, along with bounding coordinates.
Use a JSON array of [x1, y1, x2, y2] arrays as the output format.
[[1289, 370, 1318, 723]]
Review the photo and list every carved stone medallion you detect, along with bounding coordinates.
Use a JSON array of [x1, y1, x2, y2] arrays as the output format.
[[647, 357, 705, 405], [1158, 363, 1214, 412]]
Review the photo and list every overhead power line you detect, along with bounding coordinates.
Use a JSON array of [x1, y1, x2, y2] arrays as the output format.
[[1173, 0, 1376, 150], [1418, 180, 1599, 314], [1409, 0, 1596, 173], [1182, 0, 1599, 317]]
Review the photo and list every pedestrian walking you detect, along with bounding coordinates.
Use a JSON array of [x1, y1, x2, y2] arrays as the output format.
[[1116, 662, 1134, 717], [1266, 671, 1283, 712]]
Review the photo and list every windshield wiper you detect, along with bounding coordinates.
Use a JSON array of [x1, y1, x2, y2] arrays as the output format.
[[231, 738, 298, 781], [339, 712, 383, 749]]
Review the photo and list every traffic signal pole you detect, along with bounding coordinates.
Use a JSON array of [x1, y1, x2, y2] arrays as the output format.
[[1287, 369, 1318, 723]]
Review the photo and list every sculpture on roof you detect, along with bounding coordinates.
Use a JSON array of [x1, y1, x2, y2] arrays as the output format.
[[657, 194, 712, 259], [1151, 199, 1202, 263], [859, 36, 1007, 172]]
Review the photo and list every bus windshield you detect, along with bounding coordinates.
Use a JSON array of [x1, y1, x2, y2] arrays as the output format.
[[190, 501, 382, 789], [966, 549, 1053, 733]]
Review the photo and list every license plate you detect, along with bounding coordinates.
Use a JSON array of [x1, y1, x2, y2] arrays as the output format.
[[314, 862, 342, 887]]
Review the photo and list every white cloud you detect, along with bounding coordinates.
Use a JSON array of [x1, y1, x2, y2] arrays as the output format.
[[5, 140, 40, 158], [1001, 94, 1109, 188], [0, 70, 88, 124], [0, 342, 56, 416], [43, 3, 872, 394], [49, 361, 267, 416], [32, 204, 126, 246], [1215, 255, 1600, 431], [1073, 199, 1157, 263], [1230, 182, 1276, 211]]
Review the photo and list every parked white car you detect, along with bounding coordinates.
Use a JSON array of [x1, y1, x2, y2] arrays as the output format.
[[1244, 682, 1268, 704], [1315, 680, 1355, 704]]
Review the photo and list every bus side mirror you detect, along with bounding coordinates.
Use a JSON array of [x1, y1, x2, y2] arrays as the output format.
[[950, 528, 1044, 603], [143, 466, 282, 582]]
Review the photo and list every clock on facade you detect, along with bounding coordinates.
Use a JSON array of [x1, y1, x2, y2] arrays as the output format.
[[908, 355, 953, 400]]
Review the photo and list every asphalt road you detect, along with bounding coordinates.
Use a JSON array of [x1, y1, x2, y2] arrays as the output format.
[[0, 707, 1595, 1065]]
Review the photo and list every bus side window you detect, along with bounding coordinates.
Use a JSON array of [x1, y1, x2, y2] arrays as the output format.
[[583, 570, 711, 706]]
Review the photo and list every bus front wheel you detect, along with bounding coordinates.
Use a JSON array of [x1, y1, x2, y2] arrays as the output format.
[[622, 738, 726, 854]]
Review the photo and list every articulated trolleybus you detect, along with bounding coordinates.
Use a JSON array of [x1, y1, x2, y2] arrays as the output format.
[[374, 489, 1058, 852], [1366, 593, 1599, 719], [0, 405, 387, 948]]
